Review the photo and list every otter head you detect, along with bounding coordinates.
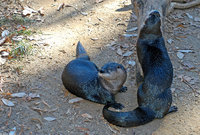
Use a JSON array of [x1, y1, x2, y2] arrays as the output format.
[[98, 62, 127, 95], [140, 10, 162, 38]]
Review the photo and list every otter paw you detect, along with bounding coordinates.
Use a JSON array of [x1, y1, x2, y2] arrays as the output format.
[[119, 86, 128, 93], [168, 106, 178, 113], [110, 103, 125, 110]]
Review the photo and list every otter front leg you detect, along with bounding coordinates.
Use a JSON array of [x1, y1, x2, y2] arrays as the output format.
[[119, 86, 128, 93], [136, 58, 144, 88], [167, 106, 178, 114]]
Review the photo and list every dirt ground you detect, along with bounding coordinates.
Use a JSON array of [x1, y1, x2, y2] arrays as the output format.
[[0, 0, 200, 135]]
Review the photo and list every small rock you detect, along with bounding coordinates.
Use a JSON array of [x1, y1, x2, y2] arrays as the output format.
[[177, 52, 184, 59], [167, 39, 173, 44], [128, 60, 136, 67], [44, 117, 56, 121], [171, 88, 176, 93], [194, 17, 200, 22], [1, 30, 10, 37], [1, 51, 9, 57]]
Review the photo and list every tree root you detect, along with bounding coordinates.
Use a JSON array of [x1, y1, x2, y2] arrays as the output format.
[[168, 0, 200, 14]]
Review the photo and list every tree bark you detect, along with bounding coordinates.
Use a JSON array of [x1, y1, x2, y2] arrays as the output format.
[[132, 0, 171, 33]]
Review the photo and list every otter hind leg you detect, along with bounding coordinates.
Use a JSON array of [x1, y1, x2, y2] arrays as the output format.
[[91, 94, 102, 102], [119, 86, 128, 93]]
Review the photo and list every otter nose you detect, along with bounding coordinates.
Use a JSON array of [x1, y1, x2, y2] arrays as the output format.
[[99, 69, 105, 73], [149, 10, 160, 18]]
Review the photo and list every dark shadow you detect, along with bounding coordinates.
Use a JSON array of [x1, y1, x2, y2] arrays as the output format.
[[115, 4, 133, 12]]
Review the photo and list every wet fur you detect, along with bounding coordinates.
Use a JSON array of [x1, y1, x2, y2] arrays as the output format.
[[62, 42, 127, 109], [103, 11, 177, 127]]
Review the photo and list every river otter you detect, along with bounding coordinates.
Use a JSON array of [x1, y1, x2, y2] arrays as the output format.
[[102, 10, 178, 127], [62, 41, 127, 109]]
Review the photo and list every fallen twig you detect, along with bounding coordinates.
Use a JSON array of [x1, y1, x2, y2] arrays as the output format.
[[182, 78, 197, 93], [8, 107, 12, 118], [42, 100, 51, 108]]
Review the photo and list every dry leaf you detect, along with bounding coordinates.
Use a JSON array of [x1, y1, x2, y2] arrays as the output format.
[[185, 13, 193, 19], [11, 92, 26, 98], [9, 127, 16, 135], [125, 27, 137, 32], [1, 51, 9, 57], [22, 6, 37, 16], [0, 37, 6, 46], [38, 7, 45, 16], [116, 48, 123, 56], [182, 61, 195, 70], [0, 57, 6, 65], [177, 52, 184, 59], [1, 98, 15, 107], [28, 93, 40, 98], [57, 3, 65, 11], [176, 24, 185, 28], [76, 127, 89, 131], [68, 97, 83, 103], [96, 0, 104, 4], [123, 51, 133, 57], [64, 91, 69, 97], [123, 34, 137, 37], [80, 12, 88, 16], [81, 113, 93, 119], [177, 50, 193, 53]]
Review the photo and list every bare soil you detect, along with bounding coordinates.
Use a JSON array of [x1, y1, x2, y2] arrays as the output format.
[[0, 0, 200, 135]]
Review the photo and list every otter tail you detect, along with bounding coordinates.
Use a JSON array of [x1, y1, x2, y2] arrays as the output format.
[[76, 41, 90, 60], [103, 105, 155, 127]]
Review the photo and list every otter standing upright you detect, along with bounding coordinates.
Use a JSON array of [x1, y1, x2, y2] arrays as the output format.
[[103, 11, 178, 127], [62, 41, 127, 109]]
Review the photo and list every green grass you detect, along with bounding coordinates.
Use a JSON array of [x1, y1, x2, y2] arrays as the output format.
[[0, 15, 33, 26], [10, 39, 33, 58]]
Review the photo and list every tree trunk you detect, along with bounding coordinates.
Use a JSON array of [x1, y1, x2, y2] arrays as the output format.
[[132, 0, 200, 33], [131, 0, 171, 33]]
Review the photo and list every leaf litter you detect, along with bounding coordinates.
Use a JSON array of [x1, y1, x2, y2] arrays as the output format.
[[1, 98, 15, 107]]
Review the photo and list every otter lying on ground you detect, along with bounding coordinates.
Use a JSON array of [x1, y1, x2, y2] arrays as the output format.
[[103, 10, 178, 127], [62, 41, 127, 109]]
